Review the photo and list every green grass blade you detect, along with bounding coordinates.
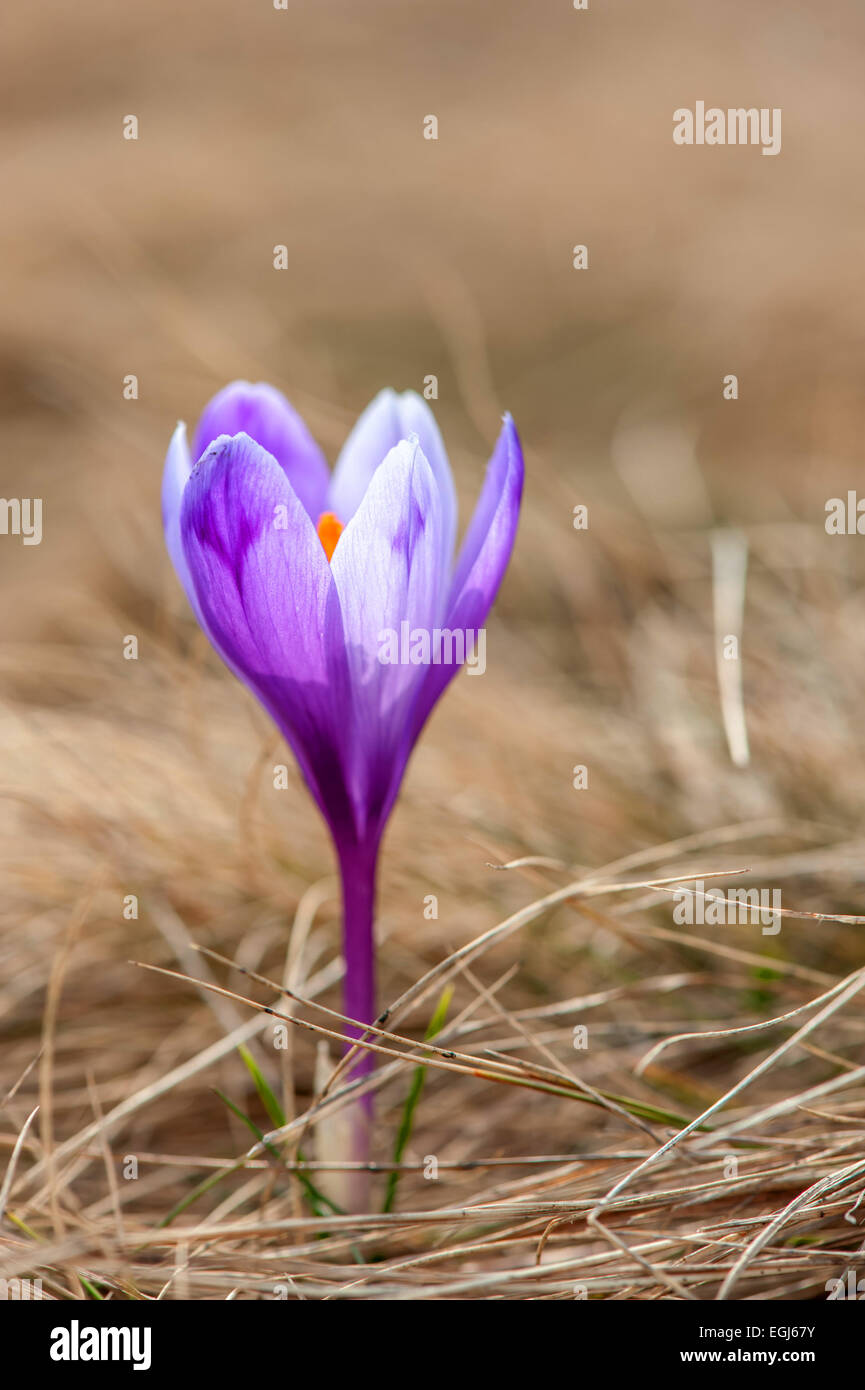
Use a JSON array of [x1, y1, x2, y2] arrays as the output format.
[[383, 986, 453, 1213], [213, 1086, 343, 1219], [237, 1043, 285, 1129]]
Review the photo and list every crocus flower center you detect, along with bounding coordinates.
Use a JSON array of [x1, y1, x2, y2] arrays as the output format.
[[316, 510, 344, 563]]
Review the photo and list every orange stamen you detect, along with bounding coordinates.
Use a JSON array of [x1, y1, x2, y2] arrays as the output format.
[[316, 511, 344, 563]]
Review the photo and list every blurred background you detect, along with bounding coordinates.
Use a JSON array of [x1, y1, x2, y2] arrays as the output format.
[[3, 0, 865, 1293]]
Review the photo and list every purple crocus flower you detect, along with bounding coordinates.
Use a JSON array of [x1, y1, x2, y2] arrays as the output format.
[[162, 381, 523, 1170]]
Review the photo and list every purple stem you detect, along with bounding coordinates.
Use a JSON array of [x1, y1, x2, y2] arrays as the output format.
[[336, 836, 380, 1207]]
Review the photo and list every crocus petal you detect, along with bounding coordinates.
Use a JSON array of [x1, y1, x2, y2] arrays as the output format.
[[409, 414, 524, 742], [162, 421, 194, 602], [328, 438, 445, 837], [180, 432, 355, 838], [162, 420, 253, 691], [328, 389, 457, 574], [192, 380, 330, 521]]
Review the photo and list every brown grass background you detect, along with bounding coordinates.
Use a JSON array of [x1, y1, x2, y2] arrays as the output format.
[[2, 0, 865, 1299]]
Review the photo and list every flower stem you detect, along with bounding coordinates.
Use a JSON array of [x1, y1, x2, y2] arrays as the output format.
[[337, 837, 379, 1210]]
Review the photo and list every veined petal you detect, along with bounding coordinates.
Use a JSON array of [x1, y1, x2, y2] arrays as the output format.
[[193, 380, 330, 521], [329, 438, 445, 836], [180, 432, 354, 837], [162, 421, 251, 685], [409, 414, 524, 741], [328, 389, 457, 573], [449, 414, 523, 617]]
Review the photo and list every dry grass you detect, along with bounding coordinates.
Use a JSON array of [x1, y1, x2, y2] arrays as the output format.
[[3, 0, 865, 1300], [3, 509, 865, 1299]]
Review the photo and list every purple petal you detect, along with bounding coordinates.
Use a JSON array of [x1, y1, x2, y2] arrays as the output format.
[[409, 414, 524, 741], [192, 380, 330, 521], [180, 432, 355, 838], [163, 422, 251, 684], [328, 390, 457, 572], [328, 438, 445, 837]]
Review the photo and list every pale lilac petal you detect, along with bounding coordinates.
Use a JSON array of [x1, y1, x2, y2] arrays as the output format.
[[180, 432, 355, 837], [328, 390, 456, 572], [193, 380, 330, 520], [328, 438, 445, 836], [161, 421, 198, 616], [409, 414, 524, 741]]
